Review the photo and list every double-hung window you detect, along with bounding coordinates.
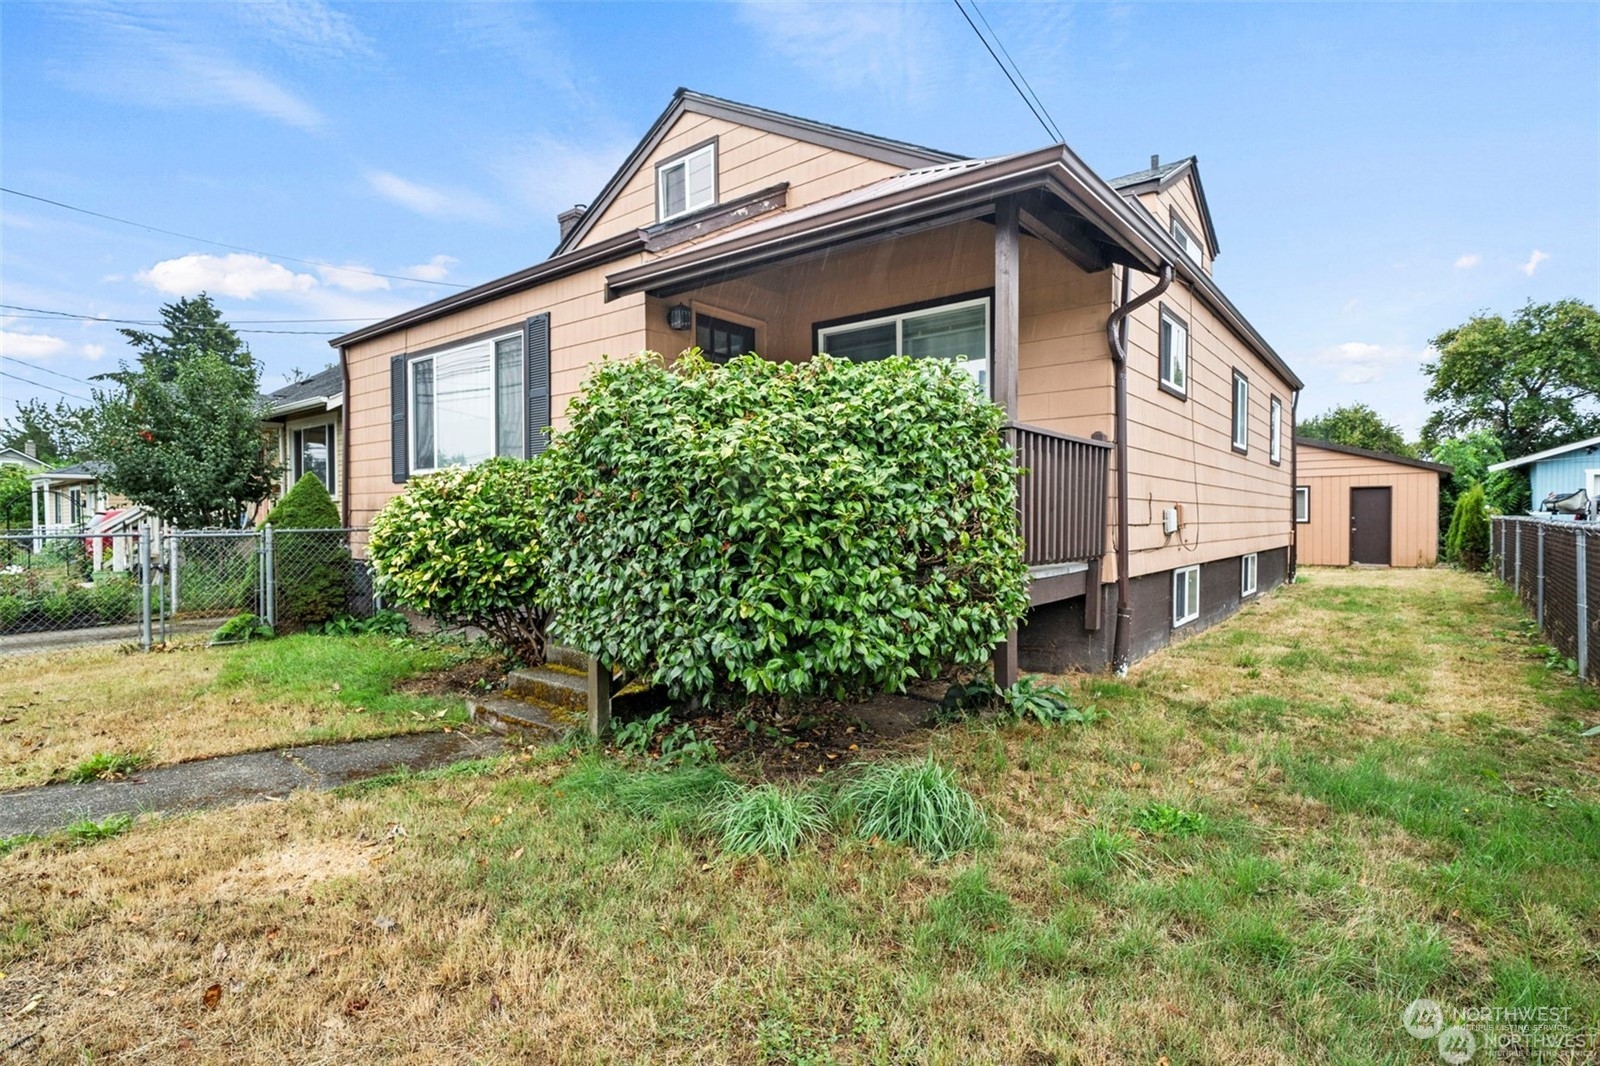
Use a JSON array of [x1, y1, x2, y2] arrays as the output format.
[[1171, 215, 1203, 266], [1173, 565, 1200, 627], [817, 295, 990, 395], [292, 423, 336, 495], [1231, 370, 1250, 452], [657, 141, 716, 222], [1269, 395, 1283, 464], [1159, 307, 1188, 396], [1241, 552, 1258, 597], [409, 332, 524, 473]]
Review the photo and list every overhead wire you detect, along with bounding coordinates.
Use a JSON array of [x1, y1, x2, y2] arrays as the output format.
[[951, 0, 1065, 145], [0, 186, 469, 290]]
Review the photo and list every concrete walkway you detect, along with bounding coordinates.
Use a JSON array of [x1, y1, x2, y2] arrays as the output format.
[[0, 618, 221, 656], [0, 731, 502, 838]]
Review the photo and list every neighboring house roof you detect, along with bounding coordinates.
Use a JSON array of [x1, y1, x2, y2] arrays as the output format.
[[0, 446, 47, 470], [1486, 434, 1600, 472], [28, 460, 109, 484], [1299, 438, 1453, 474], [1107, 156, 1220, 258], [265, 365, 343, 418], [551, 87, 963, 258]]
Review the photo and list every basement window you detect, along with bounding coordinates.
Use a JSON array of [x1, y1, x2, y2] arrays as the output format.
[[657, 141, 717, 222], [1173, 565, 1200, 628], [1241, 552, 1258, 597]]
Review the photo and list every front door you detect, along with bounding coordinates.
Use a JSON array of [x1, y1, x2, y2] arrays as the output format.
[[1350, 486, 1392, 565]]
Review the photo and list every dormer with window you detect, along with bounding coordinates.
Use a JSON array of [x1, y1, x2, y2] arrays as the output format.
[[656, 139, 717, 223], [1170, 212, 1204, 267]]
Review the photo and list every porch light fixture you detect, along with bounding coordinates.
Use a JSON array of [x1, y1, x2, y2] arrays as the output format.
[[667, 303, 693, 331]]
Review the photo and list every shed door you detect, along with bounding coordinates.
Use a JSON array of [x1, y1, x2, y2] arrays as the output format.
[[1350, 487, 1392, 565]]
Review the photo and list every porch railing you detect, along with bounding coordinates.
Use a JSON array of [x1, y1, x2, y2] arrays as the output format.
[[1006, 422, 1110, 567]]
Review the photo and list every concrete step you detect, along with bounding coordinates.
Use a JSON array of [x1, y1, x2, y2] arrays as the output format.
[[545, 644, 590, 671], [468, 692, 582, 740], [504, 665, 588, 710]]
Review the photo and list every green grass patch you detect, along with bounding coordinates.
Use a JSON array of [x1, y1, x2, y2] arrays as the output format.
[[64, 750, 148, 784], [64, 813, 132, 845], [836, 757, 990, 861], [215, 633, 473, 722], [708, 782, 829, 859]]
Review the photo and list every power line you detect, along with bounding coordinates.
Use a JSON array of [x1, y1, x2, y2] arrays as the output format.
[[4, 310, 371, 324], [951, 0, 1065, 145], [968, 0, 1064, 143], [0, 186, 470, 290], [0, 304, 340, 336], [0, 369, 92, 403], [0, 355, 95, 386]]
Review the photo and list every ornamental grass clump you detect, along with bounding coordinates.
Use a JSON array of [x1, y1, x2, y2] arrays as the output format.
[[836, 757, 991, 862], [708, 782, 830, 859], [540, 352, 1030, 701], [368, 458, 551, 662]]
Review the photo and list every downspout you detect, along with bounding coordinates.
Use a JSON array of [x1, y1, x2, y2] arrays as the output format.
[[338, 345, 351, 530], [1106, 260, 1173, 675], [1289, 389, 1299, 581]]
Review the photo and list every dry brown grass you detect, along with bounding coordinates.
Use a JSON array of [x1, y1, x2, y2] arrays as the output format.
[[2, 568, 1596, 1063]]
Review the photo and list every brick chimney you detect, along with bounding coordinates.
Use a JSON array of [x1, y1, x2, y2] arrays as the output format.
[[23, 440, 36, 459], [1150, 154, 1160, 169], [557, 205, 587, 242]]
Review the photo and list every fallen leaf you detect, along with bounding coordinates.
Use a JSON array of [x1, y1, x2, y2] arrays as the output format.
[[202, 984, 222, 1010], [489, 992, 503, 1013], [343, 996, 369, 1016], [508, 847, 525, 861], [18, 997, 40, 1016], [264, 928, 280, 942]]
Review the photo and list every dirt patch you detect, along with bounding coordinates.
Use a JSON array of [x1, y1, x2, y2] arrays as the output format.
[[396, 654, 508, 698], [200, 839, 378, 900]]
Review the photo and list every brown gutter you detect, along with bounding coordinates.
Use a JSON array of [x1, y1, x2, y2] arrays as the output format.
[[1106, 261, 1173, 675], [338, 346, 351, 528], [1289, 389, 1299, 582]]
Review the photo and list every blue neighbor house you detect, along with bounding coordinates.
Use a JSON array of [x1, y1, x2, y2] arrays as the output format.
[[1489, 435, 1600, 520]]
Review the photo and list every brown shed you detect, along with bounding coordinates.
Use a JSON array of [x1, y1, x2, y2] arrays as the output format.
[[1295, 440, 1451, 567]]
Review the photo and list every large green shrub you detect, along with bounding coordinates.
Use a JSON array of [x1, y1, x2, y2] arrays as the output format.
[[264, 474, 349, 628], [1445, 482, 1491, 569], [540, 352, 1030, 700], [368, 458, 551, 661]]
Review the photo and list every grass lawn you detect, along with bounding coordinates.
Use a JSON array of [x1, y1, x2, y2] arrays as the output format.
[[0, 634, 487, 789], [2, 568, 1596, 1062]]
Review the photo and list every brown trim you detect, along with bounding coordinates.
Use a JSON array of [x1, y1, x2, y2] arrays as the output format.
[[1297, 438, 1454, 474], [645, 183, 788, 252], [338, 346, 350, 527], [1028, 567, 1088, 606], [1156, 302, 1189, 401], [1231, 367, 1249, 454], [811, 288, 995, 358], [654, 136, 719, 225], [1268, 393, 1283, 466], [1114, 157, 1220, 257], [329, 230, 645, 349]]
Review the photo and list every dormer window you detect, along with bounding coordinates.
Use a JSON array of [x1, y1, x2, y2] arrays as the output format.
[[657, 141, 716, 222], [1170, 214, 1203, 265]]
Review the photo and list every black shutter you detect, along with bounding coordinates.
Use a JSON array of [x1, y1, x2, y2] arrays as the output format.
[[525, 313, 551, 456], [390, 355, 408, 483]]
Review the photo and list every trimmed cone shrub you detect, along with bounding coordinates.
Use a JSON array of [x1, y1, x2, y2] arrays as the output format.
[[540, 352, 1030, 701], [264, 474, 349, 628], [368, 458, 551, 662], [1445, 481, 1491, 569]]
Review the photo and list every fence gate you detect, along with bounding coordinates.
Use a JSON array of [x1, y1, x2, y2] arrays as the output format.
[[160, 528, 269, 644]]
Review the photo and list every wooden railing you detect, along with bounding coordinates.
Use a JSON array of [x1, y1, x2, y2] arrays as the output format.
[[1006, 422, 1111, 567]]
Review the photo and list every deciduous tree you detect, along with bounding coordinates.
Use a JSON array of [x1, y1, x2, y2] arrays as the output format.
[[1298, 403, 1413, 457]]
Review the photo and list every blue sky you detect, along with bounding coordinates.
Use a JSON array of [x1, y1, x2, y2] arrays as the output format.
[[2, 1, 1595, 440]]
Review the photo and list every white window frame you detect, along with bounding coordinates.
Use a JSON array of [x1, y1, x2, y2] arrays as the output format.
[[1173, 565, 1200, 628], [1171, 215, 1203, 265], [816, 296, 992, 397], [1158, 306, 1188, 396], [1232, 370, 1250, 452], [657, 141, 717, 223], [1241, 552, 1258, 597], [290, 418, 338, 497], [408, 330, 522, 476], [1269, 395, 1283, 465], [1295, 486, 1310, 523]]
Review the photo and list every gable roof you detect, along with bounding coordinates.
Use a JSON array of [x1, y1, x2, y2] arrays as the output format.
[[265, 365, 343, 417], [28, 460, 108, 484], [0, 446, 46, 470], [551, 88, 963, 258], [1299, 438, 1453, 474], [1487, 434, 1600, 472], [1107, 156, 1220, 258]]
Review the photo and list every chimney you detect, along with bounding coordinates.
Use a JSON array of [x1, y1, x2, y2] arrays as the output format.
[[1150, 154, 1160, 170], [23, 440, 36, 459], [557, 205, 587, 242]]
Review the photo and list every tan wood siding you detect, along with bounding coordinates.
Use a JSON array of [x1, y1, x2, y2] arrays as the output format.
[[1296, 446, 1442, 567], [1137, 175, 1211, 274], [578, 115, 903, 249]]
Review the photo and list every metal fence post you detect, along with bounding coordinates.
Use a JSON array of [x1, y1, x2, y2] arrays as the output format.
[[1514, 521, 1522, 600], [262, 524, 276, 629], [1536, 523, 1546, 626], [169, 530, 181, 617], [139, 519, 153, 651], [1578, 533, 1590, 680]]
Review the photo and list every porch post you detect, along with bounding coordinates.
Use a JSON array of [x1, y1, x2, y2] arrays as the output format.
[[993, 196, 1020, 420]]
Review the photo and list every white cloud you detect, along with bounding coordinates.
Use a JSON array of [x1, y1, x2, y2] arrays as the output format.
[[82, 344, 106, 360], [0, 330, 71, 359], [316, 262, 391, 293], [1454, 253, 1481, 269], [366, 171, 499, 222], [732, 1, 951, 100], [234, 1, 374, 60], [137, 253, 317, 300], [1521, 249, 1550, 276], [491, 137, 632, 225], [1309, 340, 1428, 386], [401, 255, 458, 283]]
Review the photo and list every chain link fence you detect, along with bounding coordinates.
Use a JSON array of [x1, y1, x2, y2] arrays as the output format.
[[1491, 516, 1598, 684], [0, 524, 377, 652]]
